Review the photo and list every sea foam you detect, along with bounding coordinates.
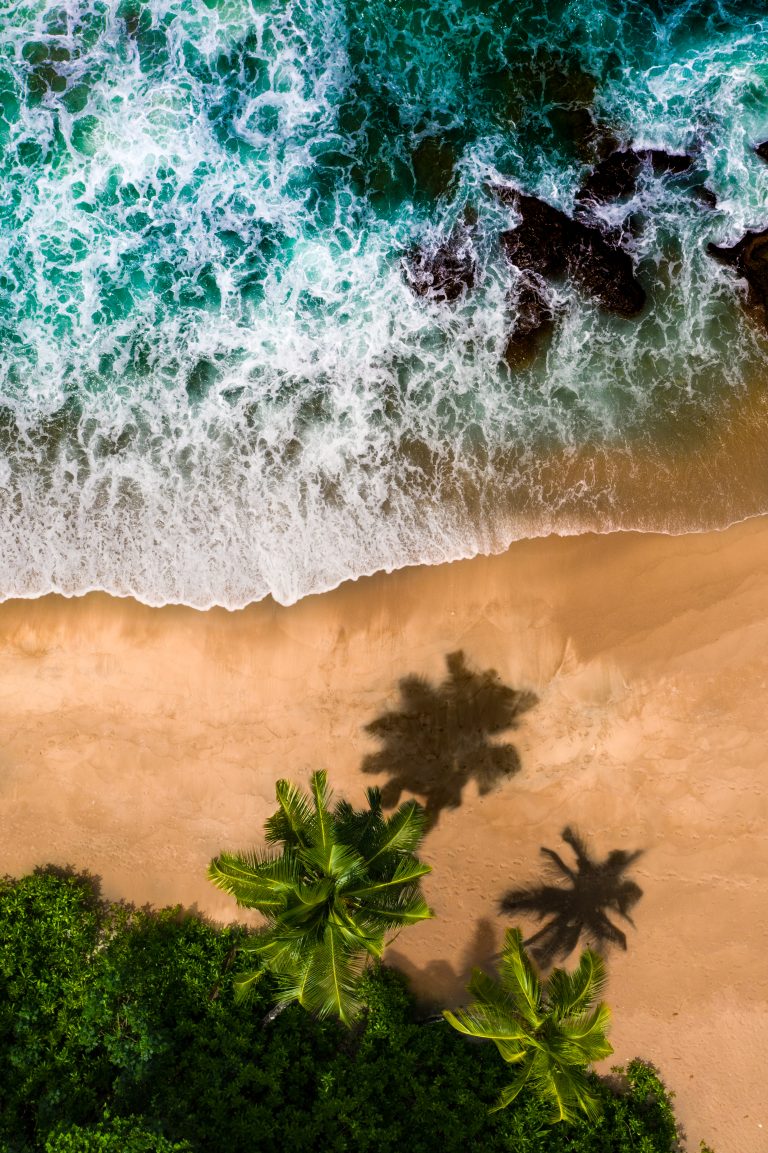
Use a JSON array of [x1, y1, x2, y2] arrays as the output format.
[[0, 0, 767, 606]]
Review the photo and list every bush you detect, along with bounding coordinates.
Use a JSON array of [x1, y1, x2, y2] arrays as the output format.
[[0, 868, 684, 1153], [44, 1115, 192, 1152]]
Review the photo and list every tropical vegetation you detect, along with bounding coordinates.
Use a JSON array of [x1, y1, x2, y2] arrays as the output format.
[[0, 867, 683, 1153], [445, 927, 613, 1123], [207, 770, 433, 1023]]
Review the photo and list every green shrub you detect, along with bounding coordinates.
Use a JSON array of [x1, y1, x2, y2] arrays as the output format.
[[0, 868, 684, 1153], [44, 1115, 192, 1152]]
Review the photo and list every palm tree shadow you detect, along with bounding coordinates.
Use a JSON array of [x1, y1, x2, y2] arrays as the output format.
[[500, 826, 644, 968], [387, 917, 499, 1008], [361, 651, 538, 829]]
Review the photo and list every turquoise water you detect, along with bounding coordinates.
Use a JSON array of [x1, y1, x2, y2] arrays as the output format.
[[0, 0, 767, 606]]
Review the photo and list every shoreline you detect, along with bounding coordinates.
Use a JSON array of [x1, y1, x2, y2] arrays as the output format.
[[1, 522, 768, 1150]]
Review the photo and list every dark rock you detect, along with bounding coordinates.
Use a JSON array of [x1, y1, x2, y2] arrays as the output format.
[[638, 149, 694, 175], [542, 55, 597, 107], [499, 195, 569, 278], [578, 150, 642, 204], [754, 140, 768, 163], [403, 231, 476, 304], [504, 274, 556, 369], [693, 185, 718, 209], [546, 106, 599, 158], [496, 190, 645, 317], [569, 225, 646, 316], [708, 227, 768, 319], [576, 148, 694, 206]]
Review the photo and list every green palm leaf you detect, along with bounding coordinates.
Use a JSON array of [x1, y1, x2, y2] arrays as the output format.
[[546, 948, 608, 1017], [300, 840, 365, 882], [266, 779, 314, 846], [490, 1054, 538, 1112], [309, 770, 333, 851], [346, 856, 431, 898], [207, 851, 299, 910], [445, 927, 612, 1124], [498, 928, 543, 1027], [366, 801, 427, 867], [209, 770, 432, 1025], [443, 1004, 530, 1047], [558, 1004, 613, 1061], [231, 966, 266, 1004]]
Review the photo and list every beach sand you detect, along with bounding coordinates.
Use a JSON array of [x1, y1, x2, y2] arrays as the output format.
[[1, 521, 768, 1152]]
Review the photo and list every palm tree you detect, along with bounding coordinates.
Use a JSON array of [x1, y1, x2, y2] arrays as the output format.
[[208, 770, 433, 1025], [443, 927, 613, 1123]]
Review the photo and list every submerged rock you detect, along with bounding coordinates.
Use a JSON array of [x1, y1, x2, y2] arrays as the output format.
[[403, 230, 476, 304], [693, 186, 718, 209], [496, 190, 646, 318], [546, 105, 600, 159], [640, 149, 694, 175], [578, 150, 642, 203], [755, 140, 768, 163], [577, 147, 694, 205], [498, 195, 569, 278], [410, 133, 459, 203], [504, 274, 556, 369], [708, 227, 768, 321]]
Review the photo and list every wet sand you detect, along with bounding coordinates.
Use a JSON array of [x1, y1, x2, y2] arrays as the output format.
[[1, 521, 768, 1151]]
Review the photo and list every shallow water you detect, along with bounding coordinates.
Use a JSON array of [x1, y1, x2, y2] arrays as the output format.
[[0, 0, 767, 606]]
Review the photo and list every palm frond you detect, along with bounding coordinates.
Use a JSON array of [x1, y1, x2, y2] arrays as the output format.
[[351, 892, 432, 929], [326, 905, 386, 957], [535, 1061, 603, 1124], [345, 856, 431, 898], [499, 928, 543, 1027], [309, 770, 333, 851], [265, 779, 314, 846], [207, 851, 298, 911], [443, 1003, 530, 1046], [489, 1054, 538, 1112], [295, 929, 367, 1023], [546, 949, 607, 1017], [558, 1004, 613, 1062], [275, 878, 334, 934], [332, 792, 384, 855], [464, 967, 518, 1015], [232, 966, 266, 1004], [366, 800, 428, 867], [300, 840, 365, 883]]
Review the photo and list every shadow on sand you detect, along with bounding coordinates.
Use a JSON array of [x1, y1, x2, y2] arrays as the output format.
[[500, 826, 644, 968], [386, 917, 499, 1008], [361, 650, 538, 828]]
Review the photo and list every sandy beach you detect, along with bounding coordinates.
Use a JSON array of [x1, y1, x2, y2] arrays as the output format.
[[1, 521, 768, 1152]]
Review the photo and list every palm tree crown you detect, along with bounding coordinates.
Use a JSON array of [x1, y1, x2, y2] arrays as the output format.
[[444, 927, 613, 1123], [208, 770, 433, 1024]]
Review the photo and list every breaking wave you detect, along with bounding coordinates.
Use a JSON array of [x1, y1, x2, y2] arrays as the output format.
[[0, 0, 767, 606]]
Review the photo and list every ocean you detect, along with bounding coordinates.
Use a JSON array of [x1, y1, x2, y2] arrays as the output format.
[[1, 0, 767, 607]]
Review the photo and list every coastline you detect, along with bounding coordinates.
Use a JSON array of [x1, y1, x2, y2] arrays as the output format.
[[1, 522, 767, 1150]]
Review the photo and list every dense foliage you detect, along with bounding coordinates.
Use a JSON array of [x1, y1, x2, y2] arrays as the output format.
[[208, 771, 432, 1022], [0, 868, 681, 1153]]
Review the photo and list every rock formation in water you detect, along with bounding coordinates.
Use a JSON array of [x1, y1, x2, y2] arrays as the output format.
[[708, 227, 768, 325], [576, 147, 694, 205], [496, 190, 646, 318], [504, 275, 556, 369], [693, 186, 718, 208], [402, 229, 476, 304], [755, 140, 768, 163]]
